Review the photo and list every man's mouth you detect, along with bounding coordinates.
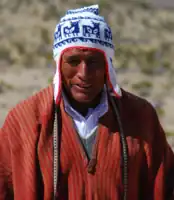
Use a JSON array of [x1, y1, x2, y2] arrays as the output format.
[[76, 84, 91, 89], [73, 84, 92, 91]]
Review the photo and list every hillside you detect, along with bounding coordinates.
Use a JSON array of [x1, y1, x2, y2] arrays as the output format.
[[0, 0, 174, 148]]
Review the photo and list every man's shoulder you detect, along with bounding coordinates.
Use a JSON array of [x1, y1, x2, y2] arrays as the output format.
[[13, 84, 53, 112], [119, 89, 162, 140], [3, 85, 53, 127], [120, 88, 156, 115]]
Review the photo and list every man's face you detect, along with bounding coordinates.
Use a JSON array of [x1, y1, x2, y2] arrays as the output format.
[[61, 48, 106, 103]]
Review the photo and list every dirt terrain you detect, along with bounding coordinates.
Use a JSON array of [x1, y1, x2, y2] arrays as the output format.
[[0, 0, 174, 150]]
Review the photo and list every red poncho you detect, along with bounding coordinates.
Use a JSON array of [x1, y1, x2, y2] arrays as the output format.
[[0, 85, 174, 199]]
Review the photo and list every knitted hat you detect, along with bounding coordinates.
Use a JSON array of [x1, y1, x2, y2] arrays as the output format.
[[53, 4, 122, 104]]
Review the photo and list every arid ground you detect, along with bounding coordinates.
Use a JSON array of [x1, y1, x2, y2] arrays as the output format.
[[0, 0, 174, 150]]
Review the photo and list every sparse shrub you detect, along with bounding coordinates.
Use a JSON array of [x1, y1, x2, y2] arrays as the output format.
[[22, 53, 36, 68], [132, 80, 153, 97], [137, 1, 152, 10], [99, 0, 111, 11], [12, 41, 26, 55], [155, 105, 165, 117], [132, 81, 152, 90], [40, 28, 50, 45], [166, 131, 174, 136], [0, 80, 14, 93], [0, 48, 15, 64], [160, 20, 174, 32], [139, 48, 158, 75], [43, 5, 61, 20], [48, 76, 53, 84]]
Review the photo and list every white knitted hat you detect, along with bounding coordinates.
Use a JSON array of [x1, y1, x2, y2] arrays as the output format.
[[53, 4, 122, 104]]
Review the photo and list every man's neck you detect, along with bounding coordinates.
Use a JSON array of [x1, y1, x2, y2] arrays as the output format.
[[62, 89, 102, 117]]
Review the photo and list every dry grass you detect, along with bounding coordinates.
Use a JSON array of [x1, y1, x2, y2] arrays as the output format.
[[1, 0, 174, 145]]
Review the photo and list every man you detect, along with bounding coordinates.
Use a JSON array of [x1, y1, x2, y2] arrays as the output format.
[[0, 4, 174, 200]]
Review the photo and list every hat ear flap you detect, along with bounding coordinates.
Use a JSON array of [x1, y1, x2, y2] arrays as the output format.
[[105, 56, 122, 98], [53, 54, 62, 105]]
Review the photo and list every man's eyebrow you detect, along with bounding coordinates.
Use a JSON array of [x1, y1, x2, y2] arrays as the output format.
[[87, 54, 99, 58], [86, 53, 103, 60], [63, 54, 80, 60]]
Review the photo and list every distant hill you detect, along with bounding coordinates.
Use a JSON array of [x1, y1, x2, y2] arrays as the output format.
[[1, 0, 174, 72], [0, 0, 174, 134]]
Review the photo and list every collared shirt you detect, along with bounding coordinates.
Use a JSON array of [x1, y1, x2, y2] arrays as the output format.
[[62, 87, 108, 139]]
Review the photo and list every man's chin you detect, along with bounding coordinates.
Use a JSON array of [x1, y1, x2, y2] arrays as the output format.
[[71, 93, 94, 104]]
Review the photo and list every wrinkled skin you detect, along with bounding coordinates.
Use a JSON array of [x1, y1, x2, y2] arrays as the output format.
[[61, 47, 106, 116]]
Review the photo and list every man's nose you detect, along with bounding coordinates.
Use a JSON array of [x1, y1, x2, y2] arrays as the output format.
[[77, 61, 91, 80]]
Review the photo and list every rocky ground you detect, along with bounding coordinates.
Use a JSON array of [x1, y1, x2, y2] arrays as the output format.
[[0, 0, 174, 150]]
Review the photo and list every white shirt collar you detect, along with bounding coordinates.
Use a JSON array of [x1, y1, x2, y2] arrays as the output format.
[[62, 85, 108, 139]]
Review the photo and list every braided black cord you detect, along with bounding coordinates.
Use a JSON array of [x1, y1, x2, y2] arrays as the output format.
[[52, 91, 128, 200], [108, 91, 129, 200], [53, 106, 59, 200]]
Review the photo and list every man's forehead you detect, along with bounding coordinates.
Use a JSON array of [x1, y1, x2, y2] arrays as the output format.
[[62, 47, 104, 58]]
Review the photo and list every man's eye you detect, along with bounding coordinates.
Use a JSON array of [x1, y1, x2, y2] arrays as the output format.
[[68, 59, 80, 66], [87, 59, 99, 65], [90, 59, 98, 64]]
